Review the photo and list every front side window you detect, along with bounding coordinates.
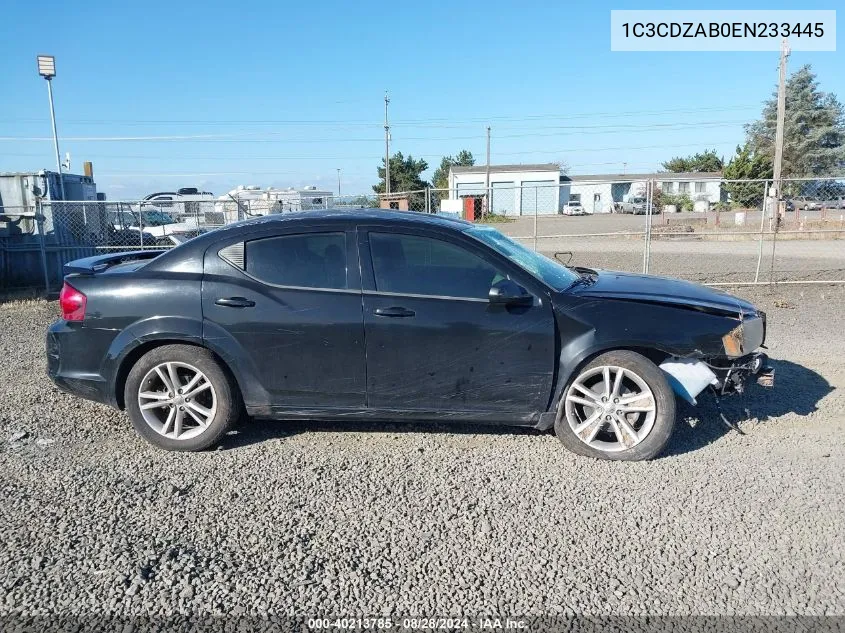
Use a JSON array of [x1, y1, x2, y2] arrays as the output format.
[[466, 225, 578, 290], [695, 182, 707, 193], [662, 182, 674, 193], [679, 182, 690, 193], [245, 232, 347, 289], [369, 232, 502, 299]]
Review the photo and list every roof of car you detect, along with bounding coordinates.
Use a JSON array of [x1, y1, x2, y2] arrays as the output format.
[[150, 208, 477, 272], [225, 207, 472, 230]]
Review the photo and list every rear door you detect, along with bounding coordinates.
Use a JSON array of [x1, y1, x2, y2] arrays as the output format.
[[202, 225, 366, 410], [358, 226, 556, 417]]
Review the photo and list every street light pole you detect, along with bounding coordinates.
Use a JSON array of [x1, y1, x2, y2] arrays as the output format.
[[337, 168, 341, 200], [37, 55, 65, 200], [45, 79, 65, 200]]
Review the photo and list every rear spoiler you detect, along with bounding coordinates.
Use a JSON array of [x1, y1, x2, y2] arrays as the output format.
[[63, 250, 165, 276]]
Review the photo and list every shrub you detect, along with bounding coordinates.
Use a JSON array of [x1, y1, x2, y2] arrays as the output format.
[[663, 193, 694, 211]]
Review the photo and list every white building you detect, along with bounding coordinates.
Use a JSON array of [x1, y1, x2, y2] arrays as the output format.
[[564, 172, 724, 213], [215, 185, 334, 222], [448, 163, 564, 216], [446, 165, 725, 216]]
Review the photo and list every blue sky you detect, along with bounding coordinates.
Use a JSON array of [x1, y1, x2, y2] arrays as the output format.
[[0, 0, 841, 199]]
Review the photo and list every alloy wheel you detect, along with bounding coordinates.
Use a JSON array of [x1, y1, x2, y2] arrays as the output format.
[[564, 365, 657, 452], [137, 362, 217, 441]]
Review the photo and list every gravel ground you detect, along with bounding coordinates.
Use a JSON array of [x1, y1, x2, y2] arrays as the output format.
[[496, 211, 844, 237], [492, 214, 845, 284], [533, 239, 845, 284], [0, 285, 844, 622]]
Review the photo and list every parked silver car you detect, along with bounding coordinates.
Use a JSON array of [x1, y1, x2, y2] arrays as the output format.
[[620, 196, 653, 215], [792, 197, 822, 211]]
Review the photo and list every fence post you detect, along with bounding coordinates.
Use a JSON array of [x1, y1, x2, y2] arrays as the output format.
[[425, 187, 430, 214], [35, 198, 51, 293], [768, 180, 783, 285], [649, 179, 655, 272], [138, 202, 144, 249], [533, 187, 538, 251], [753, 181, 769, 283], [642, 180, 653, 274]]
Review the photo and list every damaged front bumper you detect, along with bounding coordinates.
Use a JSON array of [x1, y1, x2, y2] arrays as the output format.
[[709, 352, 775, 394], [660, 353, 774, 404]]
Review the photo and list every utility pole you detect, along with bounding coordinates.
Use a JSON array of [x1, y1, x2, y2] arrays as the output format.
[[336, 168, 341, 200], [485, 126, 491, 218], [384, 92, 391, 197], [772, 38, 790, 220]]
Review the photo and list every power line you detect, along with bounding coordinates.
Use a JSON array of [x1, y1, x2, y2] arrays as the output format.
[[0, 104, 762, 127], [2, 140, 740, 164], [0, 120, 747, 144]]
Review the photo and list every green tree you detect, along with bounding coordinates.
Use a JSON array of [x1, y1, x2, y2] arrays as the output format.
[[373, 152, 429, 195], [746, 65, 845, 177], [661, 149, 724, 173], [723, 143, 773, 208], [432, 150, 475, 190]]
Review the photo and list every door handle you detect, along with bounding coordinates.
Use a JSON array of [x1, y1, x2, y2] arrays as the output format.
[[374, 306, 415, 318], [215, 297, 255, 308]]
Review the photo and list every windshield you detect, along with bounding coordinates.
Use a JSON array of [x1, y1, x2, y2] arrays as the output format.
[[140, 210, 175, 226], [466, 225, 579, 290]]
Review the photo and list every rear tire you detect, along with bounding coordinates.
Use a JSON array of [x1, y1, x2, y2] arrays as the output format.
[[554, 350, 675, 461], [124, 344, 241, 451]]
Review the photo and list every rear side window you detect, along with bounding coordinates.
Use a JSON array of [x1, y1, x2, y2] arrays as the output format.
[[245, 232, 347, 289], [369, 232, 501, 299]]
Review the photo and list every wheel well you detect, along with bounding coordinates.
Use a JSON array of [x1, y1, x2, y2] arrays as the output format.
[[114, 340, 238, 409], [618, 346, 672, 368], [552, 346, 671, 411]]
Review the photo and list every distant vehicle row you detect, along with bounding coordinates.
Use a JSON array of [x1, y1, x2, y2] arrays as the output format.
[[556, 194, 845, 217]]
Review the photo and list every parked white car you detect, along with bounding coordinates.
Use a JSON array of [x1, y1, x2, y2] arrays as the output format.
[[108, 209, 199, 238], [153, 228, 213, 247], [561, 201, 588, 216]]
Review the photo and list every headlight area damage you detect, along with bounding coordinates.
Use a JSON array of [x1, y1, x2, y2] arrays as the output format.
[[563, 272, 776, 411], [659, 312, 774, 405]]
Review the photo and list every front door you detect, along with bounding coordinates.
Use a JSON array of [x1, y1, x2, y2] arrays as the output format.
[[359, 228, 555, 417], [202, 228, 366, 410]]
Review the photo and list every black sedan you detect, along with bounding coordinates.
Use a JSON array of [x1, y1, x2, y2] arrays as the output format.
[[46, 209, 772, 461]]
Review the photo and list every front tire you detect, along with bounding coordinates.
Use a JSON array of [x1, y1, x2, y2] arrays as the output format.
[[124, 344, 242, 451], [554, 350, 675, 461]]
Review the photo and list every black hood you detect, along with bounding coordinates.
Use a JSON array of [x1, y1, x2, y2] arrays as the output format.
[[568, 270, 757, 317]]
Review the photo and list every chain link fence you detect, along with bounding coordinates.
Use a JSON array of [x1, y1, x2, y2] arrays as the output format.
[[2, 177, 843, 292]]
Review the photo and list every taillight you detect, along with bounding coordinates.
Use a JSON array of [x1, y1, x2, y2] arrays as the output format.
[[59, 282, 87, 321]]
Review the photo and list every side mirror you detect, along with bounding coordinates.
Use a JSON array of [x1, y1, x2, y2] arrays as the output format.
[[489, 279, 532, 306]]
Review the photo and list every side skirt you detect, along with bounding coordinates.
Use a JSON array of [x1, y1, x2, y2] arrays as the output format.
[[246, 405, 540, 427]]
